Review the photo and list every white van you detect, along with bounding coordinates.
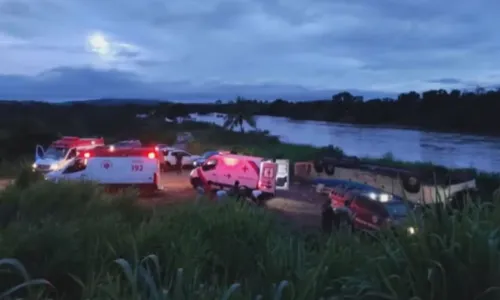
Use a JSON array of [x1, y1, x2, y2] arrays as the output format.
[[45, 147, 161, 191], [34, 136, 105, 173], [189, 153, 290, 198]]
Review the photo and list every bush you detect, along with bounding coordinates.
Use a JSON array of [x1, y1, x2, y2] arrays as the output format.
[[1, 181, 500, 299]]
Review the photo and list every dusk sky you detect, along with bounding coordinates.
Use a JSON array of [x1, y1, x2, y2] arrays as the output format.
[[0, 0, 499, 101]]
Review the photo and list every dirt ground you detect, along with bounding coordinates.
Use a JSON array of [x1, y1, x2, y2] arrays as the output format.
[[0, 171, 325, 228], [153, 171, 325, 227]]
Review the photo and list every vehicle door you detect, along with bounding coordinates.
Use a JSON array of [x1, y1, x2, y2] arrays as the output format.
[[200, 158, 218, 185], [258, 162, 278, 194], [275, 159, 290, 190], [178, 151, 193, 165], [350, 195, 385, 230], [61, 148, 78, 169], [61, 159, 88, 181], [162, 150, 171, 164], [35, 145, 45, 161]]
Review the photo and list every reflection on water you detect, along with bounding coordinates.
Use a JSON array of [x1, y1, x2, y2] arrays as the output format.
[[191, 113, 500, 172]]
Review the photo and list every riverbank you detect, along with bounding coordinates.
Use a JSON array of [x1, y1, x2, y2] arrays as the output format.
[[1, 124, 499, 196], [182, 126, 500, 196], [190, 113, 500, 173]]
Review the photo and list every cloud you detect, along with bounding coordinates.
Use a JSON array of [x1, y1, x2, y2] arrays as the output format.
[[0, 67, 393, 101], [427, 78, 463, 85], [0, 0, 499, 99]]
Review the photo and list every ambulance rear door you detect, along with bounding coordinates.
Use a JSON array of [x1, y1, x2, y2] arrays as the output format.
[[258, 161, 278, 194], [275, 159, 290, 190], [88, 157, 157, 184]]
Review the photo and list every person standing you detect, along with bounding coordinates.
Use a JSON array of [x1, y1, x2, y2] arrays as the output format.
[[175, 152, 182, 174]]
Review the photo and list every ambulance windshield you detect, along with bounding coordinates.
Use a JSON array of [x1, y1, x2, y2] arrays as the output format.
[[44, 147, 67, 159]]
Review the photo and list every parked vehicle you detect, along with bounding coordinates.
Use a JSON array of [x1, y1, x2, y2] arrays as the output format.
[[108, 140, 142, 151], [45, 147, 161, 192], [158, 147, 201, 170], [189, 153, 289, 198], [192, 150, 230, 167], [33, 136, 104, 173], [321, 185, 417, 235]]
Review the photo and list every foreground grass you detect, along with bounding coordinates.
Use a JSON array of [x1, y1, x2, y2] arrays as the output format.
[[1, 173, 500, 299]]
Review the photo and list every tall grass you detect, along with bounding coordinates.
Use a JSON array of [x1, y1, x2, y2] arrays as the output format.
[[1, 178, 500, 299]]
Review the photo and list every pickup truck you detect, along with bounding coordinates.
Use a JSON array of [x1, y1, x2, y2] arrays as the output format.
[[321, 184, 417, 235]]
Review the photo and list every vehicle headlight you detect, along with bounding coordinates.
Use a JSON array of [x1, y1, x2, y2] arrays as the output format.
[[49, 164, 57, 170], [379, 194, 390, 202], [407, 226, 416, 235]]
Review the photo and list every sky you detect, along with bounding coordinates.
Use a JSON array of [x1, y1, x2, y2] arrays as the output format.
[[0, 0, 499, 101]]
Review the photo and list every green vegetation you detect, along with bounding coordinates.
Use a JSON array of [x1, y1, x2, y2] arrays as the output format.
[[2, 99, 500, 299], [2, 173, 500, 299], [1, 110, 499, 196]]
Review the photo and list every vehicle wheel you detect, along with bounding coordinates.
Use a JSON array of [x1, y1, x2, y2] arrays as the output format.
[[321, 201, 333, 233], [401, 173, 421, 193], [314, 160, 324, 173], [323, 162, 335, 176], [190, 177, 202, 189]]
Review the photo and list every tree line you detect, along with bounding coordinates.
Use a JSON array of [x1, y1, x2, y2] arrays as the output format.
[[0, 86, 499, 160], [192, 88, 500, 135], [0, 101, 193, 161]]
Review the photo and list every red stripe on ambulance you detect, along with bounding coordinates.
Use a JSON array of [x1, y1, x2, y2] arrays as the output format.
[[247, 161, 260, 175]]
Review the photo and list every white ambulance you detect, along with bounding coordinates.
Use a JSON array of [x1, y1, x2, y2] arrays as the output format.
[[33, 136, 105, 173], [189, 153, 290, 198], [44, 147, 161, 192]]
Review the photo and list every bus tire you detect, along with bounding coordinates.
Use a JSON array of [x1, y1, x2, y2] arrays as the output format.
[[314, 160, 324, 173], [401, 174, 421, 193], [323, 163, 335, 176]]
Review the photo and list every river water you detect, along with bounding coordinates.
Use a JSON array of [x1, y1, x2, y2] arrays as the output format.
[[190, 113, 500, 173]]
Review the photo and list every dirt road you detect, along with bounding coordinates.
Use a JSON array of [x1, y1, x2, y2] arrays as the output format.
[[0, 171, 324, 228], [155, 172, 324, 227]]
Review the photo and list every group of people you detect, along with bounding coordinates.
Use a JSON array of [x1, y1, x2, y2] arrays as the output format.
[[196, 180, 264, 205]]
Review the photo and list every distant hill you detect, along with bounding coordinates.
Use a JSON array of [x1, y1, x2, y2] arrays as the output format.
[[64, 99, 167, 106]]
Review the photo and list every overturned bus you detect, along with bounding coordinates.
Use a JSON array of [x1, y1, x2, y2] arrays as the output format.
[[295, 156, 477, 208]]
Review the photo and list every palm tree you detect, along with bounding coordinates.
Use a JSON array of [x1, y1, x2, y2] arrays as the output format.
[[222, 97, 257, 132], [223, 113, 257, 132]]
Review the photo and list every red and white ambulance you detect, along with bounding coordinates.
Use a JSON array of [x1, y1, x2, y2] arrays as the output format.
[[33, 136, 105, 173], [44, 147, 161, 192], [189, 153, 289, 198]]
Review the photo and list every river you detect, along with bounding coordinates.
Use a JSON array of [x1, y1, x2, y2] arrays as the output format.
[[190, 113, 500, 173]]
